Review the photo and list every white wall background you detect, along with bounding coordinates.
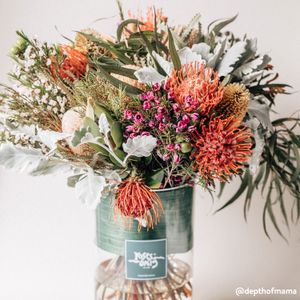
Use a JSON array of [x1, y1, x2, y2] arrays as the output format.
[[0, 0, 300, 299]]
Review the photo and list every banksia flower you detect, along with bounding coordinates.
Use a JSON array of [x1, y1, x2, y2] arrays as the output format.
[[115, 177, 163, 231], [75, 29, 115, 57], [127, 8, 167, 34], [167, 63, 224, 115], [191, 116, 252, 182], [50, 45, 88, 82], [215, 83, 250, 122]]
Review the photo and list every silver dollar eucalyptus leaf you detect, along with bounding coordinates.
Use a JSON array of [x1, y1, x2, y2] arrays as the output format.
[[217, 41, 247, 77], [248, 98, 273, 131], [75, 169, 106, 209], [134, 67, 165, 84], [0, 143, 44, 173], [123, 135, 157, 158], [98, 113, 110, 136]]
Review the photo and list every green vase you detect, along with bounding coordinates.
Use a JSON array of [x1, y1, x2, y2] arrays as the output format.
[[95, 185, 194, 300]]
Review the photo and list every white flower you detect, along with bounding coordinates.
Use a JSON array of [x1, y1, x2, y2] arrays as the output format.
[[134, 45, 206, 84], [49, 99, 57, 106]]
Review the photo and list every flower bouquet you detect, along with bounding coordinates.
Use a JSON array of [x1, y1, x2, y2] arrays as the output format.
[[1, 2, 300, 299]]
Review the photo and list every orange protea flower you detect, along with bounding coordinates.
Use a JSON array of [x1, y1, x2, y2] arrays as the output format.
[[115, 177, 163, 231], [127, 7, 167, 33], [167, 63, 224, 115], [191, 116, 253, 182], [50, 45, 88, 82]]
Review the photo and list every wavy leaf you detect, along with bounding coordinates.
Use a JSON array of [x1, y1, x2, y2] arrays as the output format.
[[75, 170, 106, 209], [217, 41, 247, 77], [123, 135, 157, 158]]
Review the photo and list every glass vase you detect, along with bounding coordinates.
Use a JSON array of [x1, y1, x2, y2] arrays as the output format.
[[95, 185, 194, 300]]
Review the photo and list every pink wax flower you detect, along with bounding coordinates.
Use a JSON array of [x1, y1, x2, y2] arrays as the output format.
[[152, 83, 161, 92], [148, 120, 155, 128], [140, 93, 148, 101], [175, 143, 182, 151], [184, 95, 198, 111], [129, 133, 137, 139], [154, 99, 161, 105], [172, 176, 182, 184], [157, 107, 167, 114], [162, 154, 170, 161], [182, 115, 190, 124], [163, 80, 170, 91], [168, 91, 175, 100], [191, 113, 200, 122], [188, 125, 197, 133], [166, 143, 174, 151], [126, 125, 134, 132], [132, 125, 141, 133], [172, 103, 180, 113], [143, 101, 152, 110], [173, 153, 180, 164], [158, 122, 166, 131], [145, 91, 155, 101], [176, 120, 188, 132], [124, 109, 133, 120], [141, 131, 150, 136], [155, 113, 164, 121], [134, 112, 144, 124]]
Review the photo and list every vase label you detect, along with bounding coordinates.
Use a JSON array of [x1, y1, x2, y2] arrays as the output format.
[[125, 239, 167, 280]]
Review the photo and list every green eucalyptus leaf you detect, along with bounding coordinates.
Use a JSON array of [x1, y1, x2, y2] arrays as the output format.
[[109, 149, 126, 167], [146, 169, 165, 188], [168, 28, 181, 71], [110, 121, 123, 149], [216, 170, 249, 212], [208, 14, 238, 36], [117, 19, 144, 41], [94, 104, 114, 121], [95, 65, 142, 96], [83, 117, 100, 137]]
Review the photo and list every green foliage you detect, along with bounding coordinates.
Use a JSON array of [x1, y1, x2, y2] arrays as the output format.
[[168, 28, 181, 71], [218, 118, 300, 239], [73, 72, 134, 120]]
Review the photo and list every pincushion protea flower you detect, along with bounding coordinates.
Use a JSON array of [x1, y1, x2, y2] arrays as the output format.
[[127, 7, 167, 33], [215, 83, 250, 123], [167, 63, 224, 115], [50, 45, 88, 81], [191, 116, 253, 182], [115, 177, 163, 231]]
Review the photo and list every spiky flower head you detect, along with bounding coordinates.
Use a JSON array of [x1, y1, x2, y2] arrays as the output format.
[[127, 7, 167, 33], [191, 116, 253, 182], [215, 83, 250, 122], [115, 177, 163, 231], [50, 45, 88, 82], [167, 63, 224, 115]]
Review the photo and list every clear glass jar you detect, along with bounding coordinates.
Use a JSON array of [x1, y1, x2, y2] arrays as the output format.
[[95, 185, 194, 300]]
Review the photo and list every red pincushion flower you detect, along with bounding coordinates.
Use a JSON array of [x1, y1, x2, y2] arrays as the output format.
[[115, 177, 163, 231], [191, 116, 253, 182], [50, 45, 87, 81], [167, 63, 224, 115], [128, 7, 167, 32]]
